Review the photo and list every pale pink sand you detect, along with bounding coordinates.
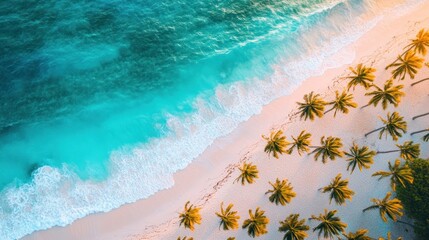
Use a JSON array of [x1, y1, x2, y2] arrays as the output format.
[[24, 2, 429, 240]]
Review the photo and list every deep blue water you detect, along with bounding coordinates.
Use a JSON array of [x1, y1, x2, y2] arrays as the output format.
[[0, 0, 421, 239]]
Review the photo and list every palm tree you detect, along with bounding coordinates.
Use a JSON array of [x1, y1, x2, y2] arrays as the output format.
[[177, 237, 193, 240], [278, 214, 310, 240], [309, 209, 347, 239], [411, 128, 429, 142], [403, 28, 429, 56], [310, 136, 344, 163], [424, 132, 429, 142], [342, 229, 371, 240], [287, 130, 312, 155], [234, 162, 259, 185], [377, 141, 420, 161], [372, 160, 413, 191], [363, 79, 404, 110], [363, 192, 403, 222], [320, 173, 355, 205], [345, 64, 376, 90], [242, 207, 269, 238], [378, 232, 403, 240], [265, 178, 296, 206], [215, 202, 240, 230], [262, 130, 289, 159], [345, 143, 376, 174], [179, 201, 202, 231], [324, 90, 357, 116], [386, 50, 424, 80], [412, 112, 429, 120], [296, 92, 327, 121], [364, 112, 407, 141]]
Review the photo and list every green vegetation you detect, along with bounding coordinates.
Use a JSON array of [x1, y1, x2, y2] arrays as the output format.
[[345, 64, 376, 90], [377, 141, 420, 161], [397, 158, 429, 240], [287, 130, 312, 155], [364, 79, 404, 110], [297, 91, 327, 121], [215, 202, 240, 230], [378, 232, 402, 240], [372, 160, 413, 191], [403, 29, 429, 56], [278, 214, 310, 240], [342, 229, 371, 240], [325, 90, 357, 116], [179, 201, 202, 231], [310, 209, 347, 239], [242, 207, 269, 238], [263, 130, 289, 159], [235, 162, 259, 185], [365, 112, 407, 141], [321, 173, 355, 205], [362, 192, 403, 222], [310, 136, 344, 163], [177, 237, 193, 240], [386, 50, 424, 80], [265, 178, 296, 206], [345, 143, 376, 173]]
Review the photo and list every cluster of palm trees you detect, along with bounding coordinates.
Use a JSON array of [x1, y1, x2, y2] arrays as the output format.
[[175, 28, 428, 239]]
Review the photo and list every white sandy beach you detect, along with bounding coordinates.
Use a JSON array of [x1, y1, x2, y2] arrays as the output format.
[[23, 2, 429, 240]]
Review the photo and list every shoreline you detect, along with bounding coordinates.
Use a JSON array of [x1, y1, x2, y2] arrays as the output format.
[[24, 2, 429, 240]]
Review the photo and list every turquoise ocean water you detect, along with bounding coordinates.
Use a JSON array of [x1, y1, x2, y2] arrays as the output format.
[[0, 0, 423, 239]]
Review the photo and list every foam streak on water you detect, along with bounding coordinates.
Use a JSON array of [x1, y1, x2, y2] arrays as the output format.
[[0, 0, 424, 239]]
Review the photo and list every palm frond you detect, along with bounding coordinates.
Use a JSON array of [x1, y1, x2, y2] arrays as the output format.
[[215, 202, 240, 230], [362, 192, 403, 222], [235, 162, 259, 185], [179, 201, 202, 231], [310, 209, 347, 239], [345, 143, 376, 173], [287, 130, 312, 155], [262, 130, 289, 159], [378, 112, 407, 141], [265, 178, 296, 206], [278, 214, 310, 240], [342, 229, 371, 240], [346, 64, 376, 90], [365, 79, 404, 110], [297, 92, 327, 121], [397, 141, 420, 160], [311, 136, 344, 163], [386, 50, 424, 80], [372, 160, 413, 191], [242, 207, 269, 237], [321, 173, 355, 205]]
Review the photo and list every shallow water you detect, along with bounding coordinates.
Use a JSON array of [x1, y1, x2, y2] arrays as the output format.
[[0, 0, 422, 239]]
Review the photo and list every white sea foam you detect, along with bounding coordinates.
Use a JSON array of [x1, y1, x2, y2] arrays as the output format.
[[0, 0, 424, 239]]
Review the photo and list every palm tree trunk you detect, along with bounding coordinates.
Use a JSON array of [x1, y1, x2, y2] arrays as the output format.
[[377, 150, 400, 154], [386, 45, 413, 70], [397, 220, 415, 228], [324, 106, 335, 114], [362, 205, 378, 212], [411, 77, 429, 86], [411, 129, 429, 136], [412, 112, 429, 120], [307, 146, 319, 155], [360, 103, 371, 109], [365, 127, 384, 137]]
